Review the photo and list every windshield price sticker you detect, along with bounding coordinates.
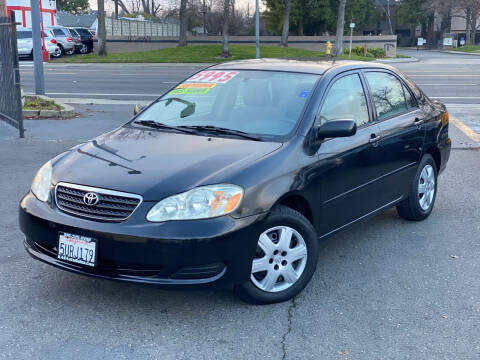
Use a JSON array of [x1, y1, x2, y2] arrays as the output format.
[[187, 71, 239, 83], [169, 83, 216, 95]]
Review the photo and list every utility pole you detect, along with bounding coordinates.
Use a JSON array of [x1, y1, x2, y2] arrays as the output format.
[[0, 0, 7, 16], [30, 0, 45, 94], [255, 0, 260, 58]]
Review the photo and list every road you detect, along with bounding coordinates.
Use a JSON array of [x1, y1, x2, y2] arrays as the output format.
[[1, 51, 479, 359]]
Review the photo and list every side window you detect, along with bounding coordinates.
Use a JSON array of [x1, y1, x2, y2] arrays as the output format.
[[318, 73, 369, 127], [402, 84, 417, 109], [53, 29, 64, 37], [365, 72, 408, 121]]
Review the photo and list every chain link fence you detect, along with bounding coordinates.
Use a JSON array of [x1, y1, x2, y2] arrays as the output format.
[[0, 13, 24, 138]]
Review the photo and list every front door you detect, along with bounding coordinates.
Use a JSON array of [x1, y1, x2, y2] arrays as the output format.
[[313, 72, 389, 236]]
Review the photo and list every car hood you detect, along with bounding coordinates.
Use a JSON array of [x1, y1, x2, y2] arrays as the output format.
[[52, 127, 282, 201]]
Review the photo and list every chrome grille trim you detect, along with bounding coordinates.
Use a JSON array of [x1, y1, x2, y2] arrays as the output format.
[[55, 182, 143, 222]]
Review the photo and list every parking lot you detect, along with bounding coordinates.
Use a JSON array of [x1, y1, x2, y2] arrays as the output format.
[[1, 50, 480, 359]]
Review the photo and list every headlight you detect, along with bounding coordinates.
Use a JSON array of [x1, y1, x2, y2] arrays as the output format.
[[31, 161, 52, 202], [146, 184, 243, 222]]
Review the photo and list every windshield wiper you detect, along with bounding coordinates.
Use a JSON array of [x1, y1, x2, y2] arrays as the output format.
[[178, 125, 262, 141], [133, 120, 198, 135]]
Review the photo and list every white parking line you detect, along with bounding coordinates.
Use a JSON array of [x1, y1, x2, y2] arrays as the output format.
[[54, 98, 151, 105], [417, 84, 478, 86]]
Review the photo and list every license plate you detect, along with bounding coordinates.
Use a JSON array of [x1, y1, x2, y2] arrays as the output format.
[[58, 232, 97, 267]]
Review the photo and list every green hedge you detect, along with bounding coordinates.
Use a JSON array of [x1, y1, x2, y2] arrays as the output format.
[[344, 46, 386, 58]]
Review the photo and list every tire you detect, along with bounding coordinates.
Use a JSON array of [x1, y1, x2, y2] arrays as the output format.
[[234, 205, 319, 305], [51, 47, 62, 58], [78, 44, 88, 54], [65, 47, 75, 55], [58, 45, 65, 56], [397, 154, 437, 221]]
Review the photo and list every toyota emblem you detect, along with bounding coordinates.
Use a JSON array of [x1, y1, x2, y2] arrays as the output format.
[[83, 192, 99, 206]]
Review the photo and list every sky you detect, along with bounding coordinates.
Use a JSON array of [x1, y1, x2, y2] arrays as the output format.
[[88, 0, 256, 15]]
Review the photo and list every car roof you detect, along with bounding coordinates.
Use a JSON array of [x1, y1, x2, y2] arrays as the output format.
[[211, 58, 396, 75]]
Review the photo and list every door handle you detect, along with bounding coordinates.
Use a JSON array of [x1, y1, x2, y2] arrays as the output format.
[[369, 133, 382, 146], [414, 117, 424, 127]]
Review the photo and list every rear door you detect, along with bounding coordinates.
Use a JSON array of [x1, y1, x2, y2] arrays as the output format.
[[313, 71, 389, 236], [363, 71, 425, 200]]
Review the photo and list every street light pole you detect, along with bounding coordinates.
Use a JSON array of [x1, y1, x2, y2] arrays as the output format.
[[30, 0, 45, 95], [255, 0, 260, 59]]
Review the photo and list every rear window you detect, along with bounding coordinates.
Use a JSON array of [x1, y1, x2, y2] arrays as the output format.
[[75, 28, 91, 36], [17, 31, 32, 39]]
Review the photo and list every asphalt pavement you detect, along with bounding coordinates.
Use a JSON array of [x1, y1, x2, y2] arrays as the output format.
[[1, 51, 479, 359]]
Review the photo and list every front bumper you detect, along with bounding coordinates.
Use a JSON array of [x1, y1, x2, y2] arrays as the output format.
[[20, 192, 265, 288]]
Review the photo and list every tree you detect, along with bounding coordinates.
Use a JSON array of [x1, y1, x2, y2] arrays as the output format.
[[222, 0, 230, 57], [97, 0, 107, 56], [456, 0, 480, 44], [280, 0, 292, 47], [56, 0, 89, 13], [179, 0, 188, 46], [334, 0, 346, 56]]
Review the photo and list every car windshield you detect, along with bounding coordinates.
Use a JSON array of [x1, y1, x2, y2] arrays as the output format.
[[133, 70, 319, 138]]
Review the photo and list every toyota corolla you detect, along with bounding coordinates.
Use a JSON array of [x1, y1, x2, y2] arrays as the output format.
[[19, 60, 451, 304]]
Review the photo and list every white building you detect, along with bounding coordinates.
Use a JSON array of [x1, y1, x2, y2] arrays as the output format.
[[6, 0, 57, 28]]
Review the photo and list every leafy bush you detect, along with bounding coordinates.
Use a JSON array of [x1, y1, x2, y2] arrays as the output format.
[[343, 46, 386, 58]]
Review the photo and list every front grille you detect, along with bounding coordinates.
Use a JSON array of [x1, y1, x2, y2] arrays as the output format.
[[55, 183, 142, 222]]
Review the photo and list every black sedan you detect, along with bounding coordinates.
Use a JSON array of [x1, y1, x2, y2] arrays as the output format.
[[19, 60, 451, 304]]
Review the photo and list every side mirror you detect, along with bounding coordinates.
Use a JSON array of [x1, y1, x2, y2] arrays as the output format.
[[316, 120, 357, 140], [133, 104, 145, 116]]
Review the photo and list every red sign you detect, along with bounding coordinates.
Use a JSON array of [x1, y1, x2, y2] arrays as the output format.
[[187, 71, 239, 84]]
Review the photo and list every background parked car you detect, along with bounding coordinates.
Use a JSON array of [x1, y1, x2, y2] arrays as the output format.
[[46, 26, 75, 56], [71, 27, 94, 53], [16, 28, 61, 59], [68, 28, 89, 54]]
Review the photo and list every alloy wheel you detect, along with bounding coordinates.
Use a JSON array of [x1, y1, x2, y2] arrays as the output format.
[[418, 164, 435, 211], [79, 44, 88, 54], [251, 226, 308, 293]]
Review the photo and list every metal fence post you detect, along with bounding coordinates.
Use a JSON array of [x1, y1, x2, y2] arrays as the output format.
[[10, 13, 24, 137]]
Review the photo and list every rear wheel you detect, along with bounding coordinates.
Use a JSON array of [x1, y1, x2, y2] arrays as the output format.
[[397, 154, 437, 221], [51, 47, 62, 58], [58, 45, 65, 56], [235, 206, 319, 305], [78, 44, 88, 54]]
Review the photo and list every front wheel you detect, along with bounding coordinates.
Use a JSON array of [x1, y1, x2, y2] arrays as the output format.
[[397, 154, 437, 221], [65, 47, 75, 55], [235, 206, 319, 305]]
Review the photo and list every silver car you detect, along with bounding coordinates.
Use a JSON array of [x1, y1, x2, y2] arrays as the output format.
[[16, 29, 61, 59], [46, 26, 76, 56]]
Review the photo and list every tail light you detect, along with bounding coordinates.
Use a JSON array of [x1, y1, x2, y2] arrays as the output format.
[[50, 39, 57, 44], [76, 38, 81, 43], [66, 36, 73, 42]]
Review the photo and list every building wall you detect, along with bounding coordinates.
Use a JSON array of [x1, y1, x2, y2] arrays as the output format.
[[6, 0, 57, 28]]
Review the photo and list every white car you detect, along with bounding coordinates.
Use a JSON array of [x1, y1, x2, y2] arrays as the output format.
[[17, 28, 62, 59]]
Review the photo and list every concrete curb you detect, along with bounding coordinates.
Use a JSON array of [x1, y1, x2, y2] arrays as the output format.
[[374, 57, 419, 63], [23, 95, 75, 119], [444, 50, 480, 56]]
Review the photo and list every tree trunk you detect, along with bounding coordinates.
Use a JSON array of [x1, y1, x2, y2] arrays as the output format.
[[472, 13, 478, 45], [386, 0, 393, 35], [97, 0, 107, 56], [466, 8, 471, 45], [141, 0, 149, 14], [298, 16, 304, 36], [280, 0, 291, 47], [334, 0, 346, 56], [178, 0, 188, 47], [117, 0, 129, 14], [222, 0, 230, 57]]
